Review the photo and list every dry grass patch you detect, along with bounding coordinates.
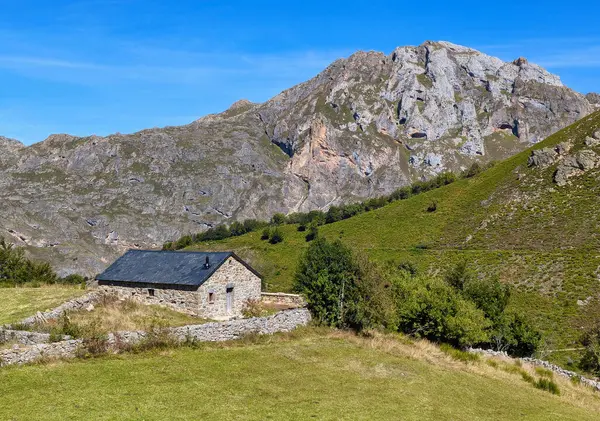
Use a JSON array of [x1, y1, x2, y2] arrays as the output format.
[[33, 296, 205, 338]]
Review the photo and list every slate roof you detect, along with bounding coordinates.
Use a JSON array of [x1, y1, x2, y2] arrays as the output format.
[[96, 250, 259, 287]]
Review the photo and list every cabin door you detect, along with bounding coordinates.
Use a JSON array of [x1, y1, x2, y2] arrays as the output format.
[[226, 286, 234, 314]]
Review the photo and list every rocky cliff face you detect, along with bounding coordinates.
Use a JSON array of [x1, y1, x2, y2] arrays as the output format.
[[0, 41, 594, 275]]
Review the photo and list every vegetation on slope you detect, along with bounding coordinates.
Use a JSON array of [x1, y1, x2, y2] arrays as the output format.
[[190, 111, 600, 365], [0, 330, 598, 420], [0, 237, 85, 287]]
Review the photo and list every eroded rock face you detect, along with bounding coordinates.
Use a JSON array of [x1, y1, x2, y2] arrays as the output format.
[[0, 41, 595, 275]]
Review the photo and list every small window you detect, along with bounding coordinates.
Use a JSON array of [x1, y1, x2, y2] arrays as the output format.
[[148, 288, 155, 297], [208, 292, 215, 303]]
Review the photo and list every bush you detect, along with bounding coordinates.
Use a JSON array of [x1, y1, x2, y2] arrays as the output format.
[[394, 274, 490, 348], [426, 201, 437, 213], [174, 235, 193, 250], [444, 261, 474, 291], [580, 323, 600, 375], [397, 260, 418, 277], [305, 222, 319, 242], [463, 162, 482, 178], [260, 228, 271, 241], [463, 277, 510, 322], [268, 228, 284, 244]]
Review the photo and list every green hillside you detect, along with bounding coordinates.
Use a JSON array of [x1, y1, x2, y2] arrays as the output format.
[[2, 330, 600, 420], [193, 111, 600, 363]]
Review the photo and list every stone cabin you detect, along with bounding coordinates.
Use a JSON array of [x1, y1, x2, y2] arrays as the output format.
[[96, 250, 262, 320]]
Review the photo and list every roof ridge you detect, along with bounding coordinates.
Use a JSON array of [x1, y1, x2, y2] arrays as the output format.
[[126, 249, 233, 254]]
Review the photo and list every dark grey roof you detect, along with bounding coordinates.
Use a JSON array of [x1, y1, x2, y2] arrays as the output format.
[[96, 250, 257, 287]]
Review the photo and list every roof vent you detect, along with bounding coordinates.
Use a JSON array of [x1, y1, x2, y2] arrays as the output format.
[[204, 256, 210, 269]]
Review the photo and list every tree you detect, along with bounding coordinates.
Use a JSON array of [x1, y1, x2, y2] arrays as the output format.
[[463, 277, 510, 322], [294, 238, 358, 327], [270, 213, 287, 226]]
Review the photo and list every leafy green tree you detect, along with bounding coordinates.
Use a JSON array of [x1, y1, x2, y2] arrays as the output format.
[[463, 277, 510, 322], [270, 213, 287, 225], [294, 238, 358, 327], [490, 311, 541, 357]]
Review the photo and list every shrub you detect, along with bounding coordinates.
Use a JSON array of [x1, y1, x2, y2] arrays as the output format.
[[268, 228, 284, 244], [463, 162, 483, 178], [397, 260, 418, 277], [394, 274, 490, 348], [444, 261, 474, 291], [241, 299, 271, 318], [260, 228, 271, 241], [305, 222, 319, 242], [426, 200, 437, 213], [580, 323, 600, 375], [174, 235, 193, 250], [61, 274, 86, 285]]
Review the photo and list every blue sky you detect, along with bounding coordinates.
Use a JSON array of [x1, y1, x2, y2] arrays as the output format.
[[1, 0, 599, 145]]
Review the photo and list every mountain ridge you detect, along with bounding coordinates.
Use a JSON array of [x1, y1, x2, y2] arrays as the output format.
[[0, 40, 595, 275]]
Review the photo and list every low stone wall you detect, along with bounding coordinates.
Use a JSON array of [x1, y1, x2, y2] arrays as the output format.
[[261, 292, 306, 307], [0, 340, 83, 366], [16, 292, 102, 327], [469, 348, 600, 392], [0, 309, 311, 367], [0, 329, 66, 346]]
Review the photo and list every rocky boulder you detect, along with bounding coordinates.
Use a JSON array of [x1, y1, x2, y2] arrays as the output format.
[[554, 149, 600, 186]]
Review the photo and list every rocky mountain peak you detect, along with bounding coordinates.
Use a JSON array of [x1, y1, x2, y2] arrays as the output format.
[[0, 41, 595, 276]]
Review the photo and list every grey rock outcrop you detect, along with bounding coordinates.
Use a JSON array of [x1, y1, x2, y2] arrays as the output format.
[[554, 149, 600, 186], [0, 41, 594, 275]]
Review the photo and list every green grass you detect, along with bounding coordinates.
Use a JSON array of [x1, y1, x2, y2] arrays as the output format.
[[1, 331, 599, 420], [0, 286, 86, 326], [191, 111, 600, 361]]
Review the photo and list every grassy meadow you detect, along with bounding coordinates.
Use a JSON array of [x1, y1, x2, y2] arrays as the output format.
[[1, 329, 600, 420], [0, 286, 86, 326]]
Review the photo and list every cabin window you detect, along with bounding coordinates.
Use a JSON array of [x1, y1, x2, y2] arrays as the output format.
[[208, 292, 215, 304], [148, 288, 155, 297]]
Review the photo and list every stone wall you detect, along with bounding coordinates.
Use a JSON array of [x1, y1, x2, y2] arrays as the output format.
[[99, 256, 262, 320], [0, 309, 311, 367], [261, 292, 306, 307], [469, 348, 600, 392], [16, 292, 102, 327], [0, 329, 65, 346], [198, 257, 262, 319], [99, 284, 199, 315]]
